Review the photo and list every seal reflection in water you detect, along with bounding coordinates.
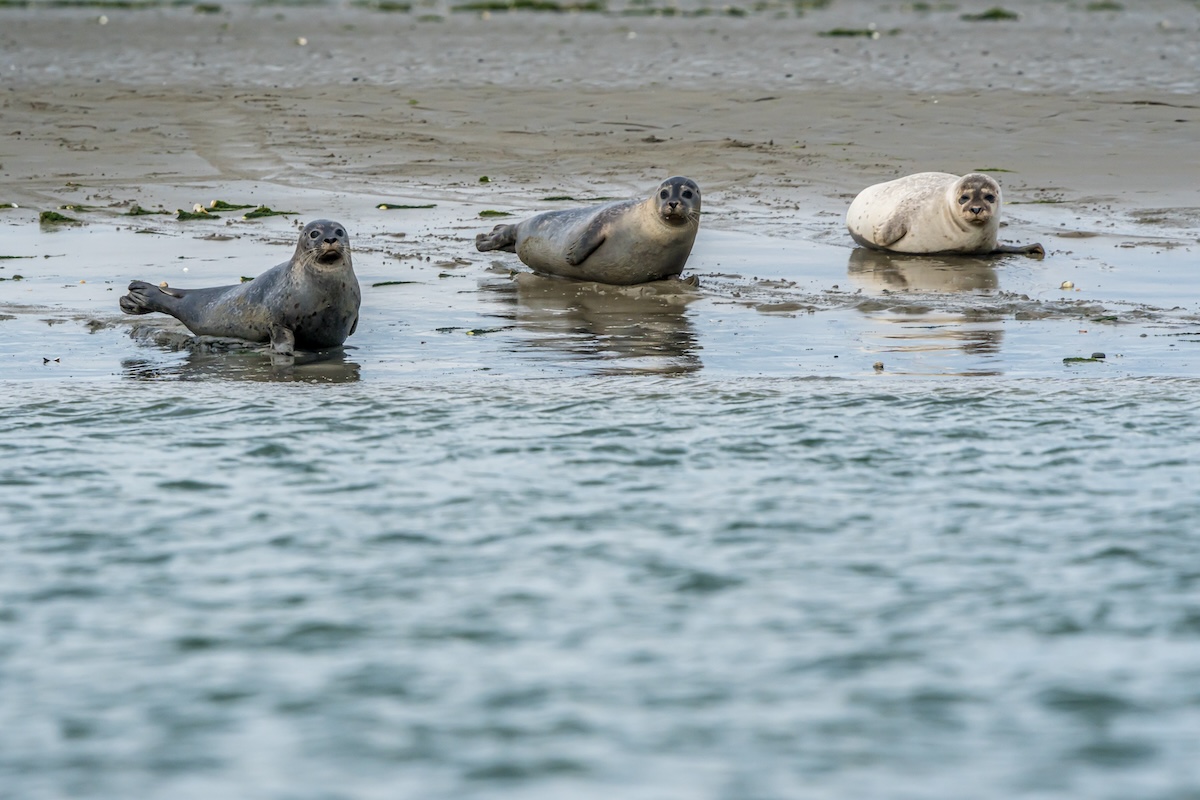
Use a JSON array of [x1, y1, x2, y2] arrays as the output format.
[[475, 177, 701, 285], [846, 172, 1044, 257], [846, 248, 999, 293], [500, 272, 702, 375], [119, 219, 361, 356]]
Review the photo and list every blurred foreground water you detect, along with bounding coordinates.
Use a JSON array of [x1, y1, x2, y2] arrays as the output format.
[[2, 373, 1199, 799]]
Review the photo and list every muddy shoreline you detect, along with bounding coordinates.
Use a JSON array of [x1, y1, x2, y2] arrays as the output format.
[[2, 1, 1199, 379]]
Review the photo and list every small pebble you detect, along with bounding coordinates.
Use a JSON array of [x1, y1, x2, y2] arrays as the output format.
[[296, 37, 308, 46], [873, 361, 884, 372], [1060, 280, 1074, 289], [1092, 352, 1106, 359]]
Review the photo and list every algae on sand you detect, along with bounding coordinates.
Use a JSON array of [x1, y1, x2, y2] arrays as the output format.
[[961, 7, 1018, 21], [39, 211, 81, 225], [243, 206, 299, 219]]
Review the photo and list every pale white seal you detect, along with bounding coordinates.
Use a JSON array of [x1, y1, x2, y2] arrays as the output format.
[[846, 172, 1043, 256], [475, 177, 701, 285]]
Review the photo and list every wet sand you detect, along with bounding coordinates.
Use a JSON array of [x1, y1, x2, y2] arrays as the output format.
[[1, 0, 1199, 378]]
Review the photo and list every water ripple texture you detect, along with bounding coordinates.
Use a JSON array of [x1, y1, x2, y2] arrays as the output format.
[[2, 377, 1199, 800]]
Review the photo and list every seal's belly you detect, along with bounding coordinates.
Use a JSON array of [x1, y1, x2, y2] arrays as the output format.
[[888, 216, 993, 254]]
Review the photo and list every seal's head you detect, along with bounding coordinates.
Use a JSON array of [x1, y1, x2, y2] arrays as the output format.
[[952, 174, 1001, 227], [296, 219, 352, 267], [654, 177, 701, 226]]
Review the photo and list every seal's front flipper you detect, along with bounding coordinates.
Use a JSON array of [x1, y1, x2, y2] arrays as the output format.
[[270, 324, 296, 357], [993, 242, 1045, 258], [119, 280, 183, 315], [873, 217, 908, 249], [565, 221, 607, 266], [476, 224, 518, 253]]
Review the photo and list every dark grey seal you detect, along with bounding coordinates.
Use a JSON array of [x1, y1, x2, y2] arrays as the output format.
[[119, 219, 361, 355], [475, 177, 701, 285]]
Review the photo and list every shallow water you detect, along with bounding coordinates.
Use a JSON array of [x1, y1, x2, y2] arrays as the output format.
[[3, 374, 1200, 799], [4, 220, 1200, 798]]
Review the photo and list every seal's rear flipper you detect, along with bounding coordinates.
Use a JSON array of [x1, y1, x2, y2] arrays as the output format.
[[993, 242, 1045, 258], [119, 280, 181, 315], [475, 224, 518, 253]]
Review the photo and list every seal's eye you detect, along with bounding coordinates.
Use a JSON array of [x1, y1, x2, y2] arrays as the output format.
[[983, 194, 996, 203], [336, 229, 345, 238], [309, 230, 320, 239], [959, 194, 970, 204], [660, 190, 669, 199], [682, 190, 693, 199]]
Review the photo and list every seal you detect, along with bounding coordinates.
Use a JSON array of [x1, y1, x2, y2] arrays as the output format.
[[846, 172, 1044, 256], [475, 176, 702, 285], [119, 219, 360, 355]]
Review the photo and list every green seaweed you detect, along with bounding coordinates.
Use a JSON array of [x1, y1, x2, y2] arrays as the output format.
[[194, 3, 222, 12], [39, 211, 80, 224], [819, 27, 879, 37], [377, 203, 437, 209], [208, 200, 253, 211], [0, 203, 17, 209], [176, 209, 219, 220], [452, 0, 604, 11], [435, 326, 462, 333], [0, 255, 33, 260], [479, 210, 512, 218], [127, 205, 172, 216], [975, 167, 1014, 173], [371, 280, 419, 287], [465, 327, 504, 335], [251, 0, 328, 7], [961, 7, 1017, 21], [43, 0, 161, 8], [479, 176, 492, 183], [1063, 356, 1103, 364], [240, 276, 254, 283], [0, 275, 26, 281], [356, 0, 411, 9], [1086, 0, 1122, 10], [541, 195, 614, 202], [243, 206, 298, 219]]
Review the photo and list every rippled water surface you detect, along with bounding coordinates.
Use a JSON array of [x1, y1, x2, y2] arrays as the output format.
[[3, 375, 1200, 799]]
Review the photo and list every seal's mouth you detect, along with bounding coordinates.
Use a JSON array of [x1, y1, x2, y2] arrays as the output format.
[[316, 244, 345, 263]]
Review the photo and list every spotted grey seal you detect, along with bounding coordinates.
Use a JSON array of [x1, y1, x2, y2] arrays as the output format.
[[475, 176, 702, 285], [119, 219, 360, 355], [846, 172, 1044, 257]]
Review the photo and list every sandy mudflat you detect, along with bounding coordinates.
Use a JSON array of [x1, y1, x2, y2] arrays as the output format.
[[1, 0, 1198, 378]]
